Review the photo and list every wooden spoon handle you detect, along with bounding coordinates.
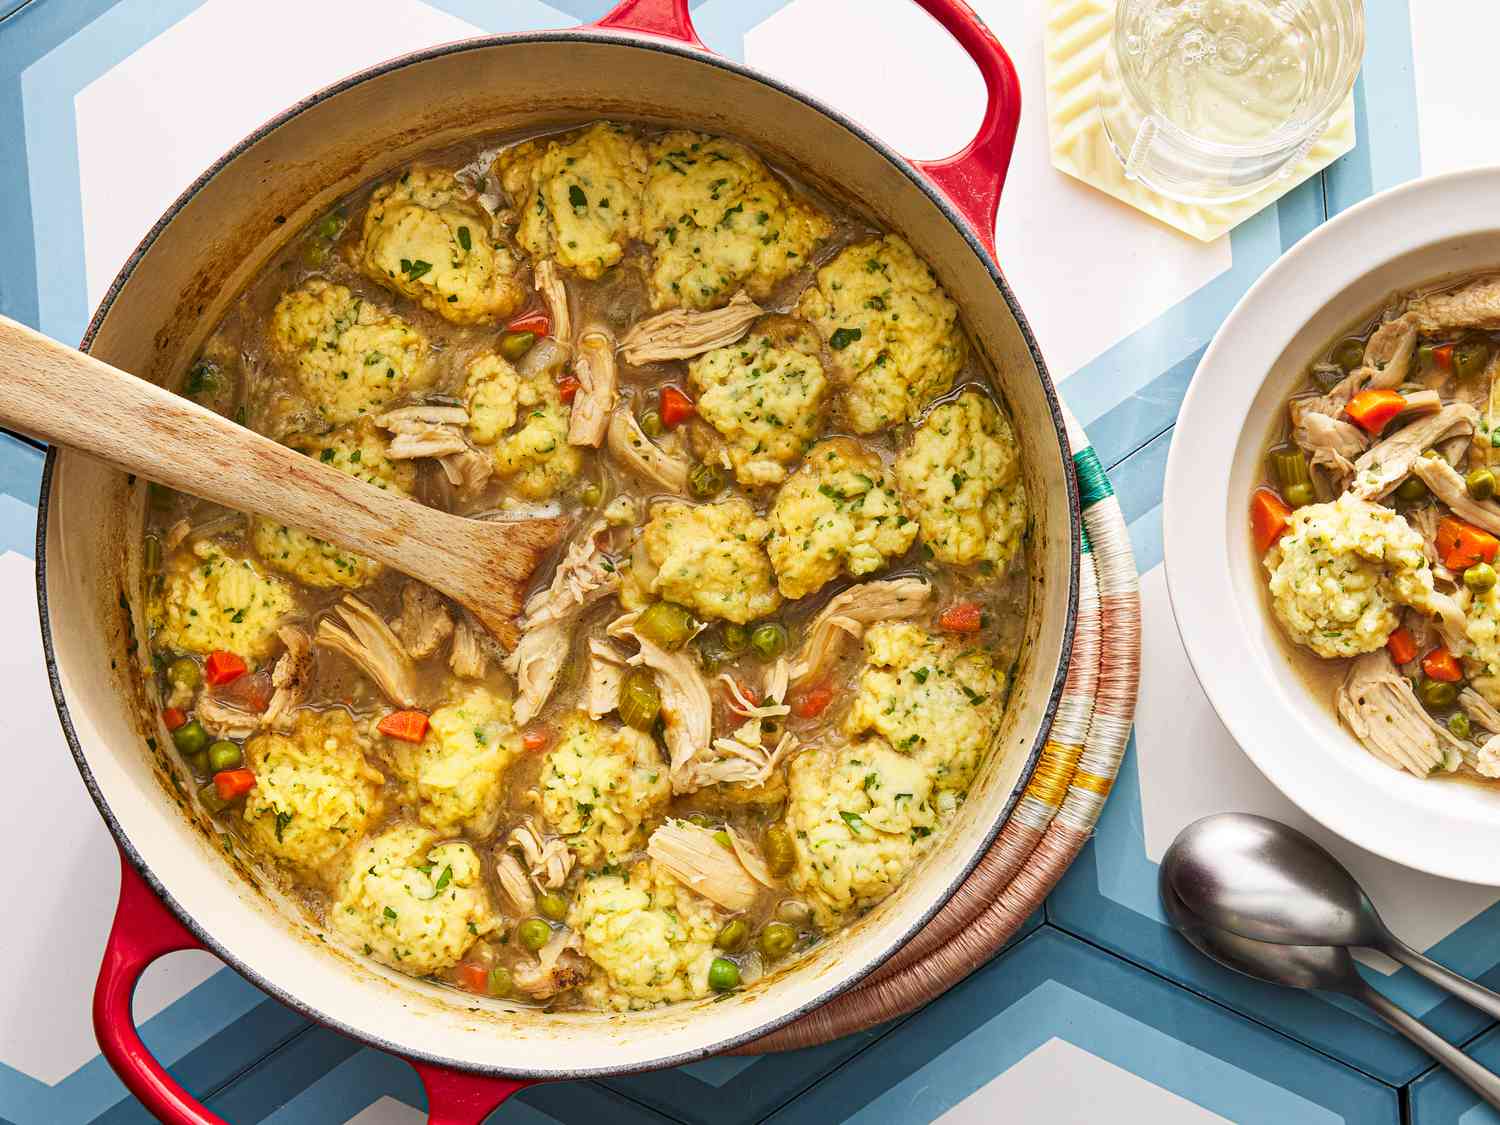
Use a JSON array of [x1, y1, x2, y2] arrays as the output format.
[[0, 314, 461, 554]]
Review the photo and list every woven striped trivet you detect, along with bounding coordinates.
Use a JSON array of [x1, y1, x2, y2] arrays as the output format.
[[739, 406, 1141, 1051]]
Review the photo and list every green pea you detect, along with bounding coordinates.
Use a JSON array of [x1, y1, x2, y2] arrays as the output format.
[[1467, 467, 1497, 502], [537, 892, 568, 921], [636, 601, 696, 650], [716, 920, 749, 951], [498, 330, 536, 361], [172, 720, 209, 756], [722, 623, 751, 654], [1419, 678, 1459, 709], [1282, 482, 1315, 509], [619, 667, 662, 730], [487, 966, 512, 998], [1395, 476, 1429, 502], [197, 782, 229, 814], [1456, 338, 1492, 379], [763, 826, 795, 875], [1467, 563, 1498, 592], [750, 623, 787, 661], [639, 409, 665, 438], [517, 918, 552, 952], [315, 212, 344, 240], [207, 740, 243, 772], [759, 922, 796, 960], [1332, 338, 1365, 374], [185, 751, 208, 776], [708, 957, 741, 992], [1449, 711, 1473, 740], [688, 461, 726, 499], [166, 656, 201, 692], [143, 535, 162, 573]]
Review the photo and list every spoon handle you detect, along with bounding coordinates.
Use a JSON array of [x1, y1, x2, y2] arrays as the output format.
[[1382, 938, 1500, 1023], [1354, 983, 1500, 1111]]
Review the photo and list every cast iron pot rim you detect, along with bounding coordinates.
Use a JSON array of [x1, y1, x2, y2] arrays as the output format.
[[34, 27, 1081, 1080]]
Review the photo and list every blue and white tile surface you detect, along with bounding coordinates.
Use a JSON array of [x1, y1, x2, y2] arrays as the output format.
[[2, 0, 1495, 1120]]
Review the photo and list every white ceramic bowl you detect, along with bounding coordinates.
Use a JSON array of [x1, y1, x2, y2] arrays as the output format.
[[1164, 167, 1500, 885]]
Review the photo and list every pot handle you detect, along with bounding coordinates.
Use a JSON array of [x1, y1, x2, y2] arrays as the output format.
[[591, 0, 1020, 259], [96, 853, 527, 1124]]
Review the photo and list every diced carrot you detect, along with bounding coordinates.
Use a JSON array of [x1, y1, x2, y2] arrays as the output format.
[[1433, 343, 1454, 371], [377, 709, 430, 743], [556, 374, 580, 404], [792, 683, 834, 719], [1250, 488, 1293, 555], [1344, 388, 1407, 435], [659, 385, 695, 428], [455, 961, 489, 994], [162, 707, 187, 731], [938, 601, 983, 633], [523, 727, 551, 752], [1422, 646, 1464, 683], [508, 310, 551, 337], [1436, 515, 1500, 570], [1387, 626, 1418, 666], [203, 650, 247, 687], [213, 768, 256, 801]]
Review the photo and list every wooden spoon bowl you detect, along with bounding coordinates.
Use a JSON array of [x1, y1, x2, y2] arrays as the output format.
[[0, 315, 565, 647]]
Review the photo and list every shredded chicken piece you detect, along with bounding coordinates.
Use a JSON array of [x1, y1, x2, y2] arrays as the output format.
[[314, 595, 419, 707], [1338, 650, 1464, 777], [505, 619, 567, 726], [727, 825, 776, 889], [1406, 504, 1454, 583], [508, 822, 574, 889], [617, 290, 764, 364], [568, 329, 618, 448], [164, 518, 191, 552], [586, 638, 627, 720], [1476, 736, 1500, 779], [194, 694, 261, 740], [1398, 389, 1443, 417], [1412, 454, 1500, 535], [647, 820, 762, 911], [534, 259, 572, 345], [789, 577, 934, 688], [1349, 403, 1478, 500], [1293, 316, 1418, 421], [606, 409, 690, 492], [375, 405, 493, 494], [495, 851, 536, 915], [521, 520, 620, 631], [717, 664, 791, 721], [1292, 410, 1367, 489], [449, 616, 490, 680], [1410, 278, 1500, 333], [262, 625, 312, 731], [511, 929, 588, 1000], [392, 583, 453, 659], [1461, 688, 1500, 735], [607, 611, 716, 793]]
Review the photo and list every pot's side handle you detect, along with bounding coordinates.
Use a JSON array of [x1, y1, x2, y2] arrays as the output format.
[[592, 0, 704, 48], [95, 853, 229, 1125], [906, 0, 1021, 259], [408, 1059, 530, 1124]]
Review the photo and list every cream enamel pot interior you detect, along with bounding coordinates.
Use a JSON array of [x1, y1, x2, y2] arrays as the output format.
[[1164, 167, 1500, 887], [37, 1, 1079, 1120]]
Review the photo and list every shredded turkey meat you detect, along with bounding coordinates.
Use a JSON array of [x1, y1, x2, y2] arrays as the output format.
[[617, 290, 764, 364], [511, 929, 588, 1000], [314, 595, 418, 707], [1461, 688, 1500, 735], [1293, 316, 1418, 421], [449, 617, 490, 680], [606, 409, 690, 492], [586, 638, 626, 720], [1292, 410, 1367, 488], [495, 851, 536, 915], [392, 582, 453, 659], [789, 577, 934, 688], [1338, 650, 1464, 777], [375, 405, 493, 493], [567, 329, 616, 447], [1413, 453, 1500, 535], [1349, 402, 1478, 500], [607, 610, 716, 793], [508, 821, 574, 889], [699, 659, 796, 790], [262, 625, 312, 731], [647, 820, 762, 912], [194, 694, 261, 740], [1409, 277, 1500, 333], [534, 259, 572, 345]]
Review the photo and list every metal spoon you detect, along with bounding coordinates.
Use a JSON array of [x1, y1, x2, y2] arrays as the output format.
[[1159, 871, 1500, 1110], [1163, 812, 1500, 1022]]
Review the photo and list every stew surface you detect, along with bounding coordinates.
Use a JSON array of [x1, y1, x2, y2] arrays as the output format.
[[142, 121, 1030, 1011], [1257, 273, 1500, 787]]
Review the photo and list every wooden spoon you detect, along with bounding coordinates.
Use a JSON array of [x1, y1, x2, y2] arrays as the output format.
[[0, 315, 566, 648]]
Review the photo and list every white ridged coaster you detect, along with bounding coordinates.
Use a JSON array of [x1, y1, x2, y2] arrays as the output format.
[[1043, 0, 1357, 242]]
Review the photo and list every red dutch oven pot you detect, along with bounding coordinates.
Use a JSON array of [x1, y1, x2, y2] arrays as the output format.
[[37, 0, 1079, 1120]]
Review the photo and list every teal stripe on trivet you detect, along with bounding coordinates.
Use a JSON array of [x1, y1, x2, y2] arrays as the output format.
[[1074, 446, 1115, 508]]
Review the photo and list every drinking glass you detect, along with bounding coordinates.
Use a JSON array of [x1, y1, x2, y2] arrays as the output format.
[[1100, 0, 1364, 204]]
